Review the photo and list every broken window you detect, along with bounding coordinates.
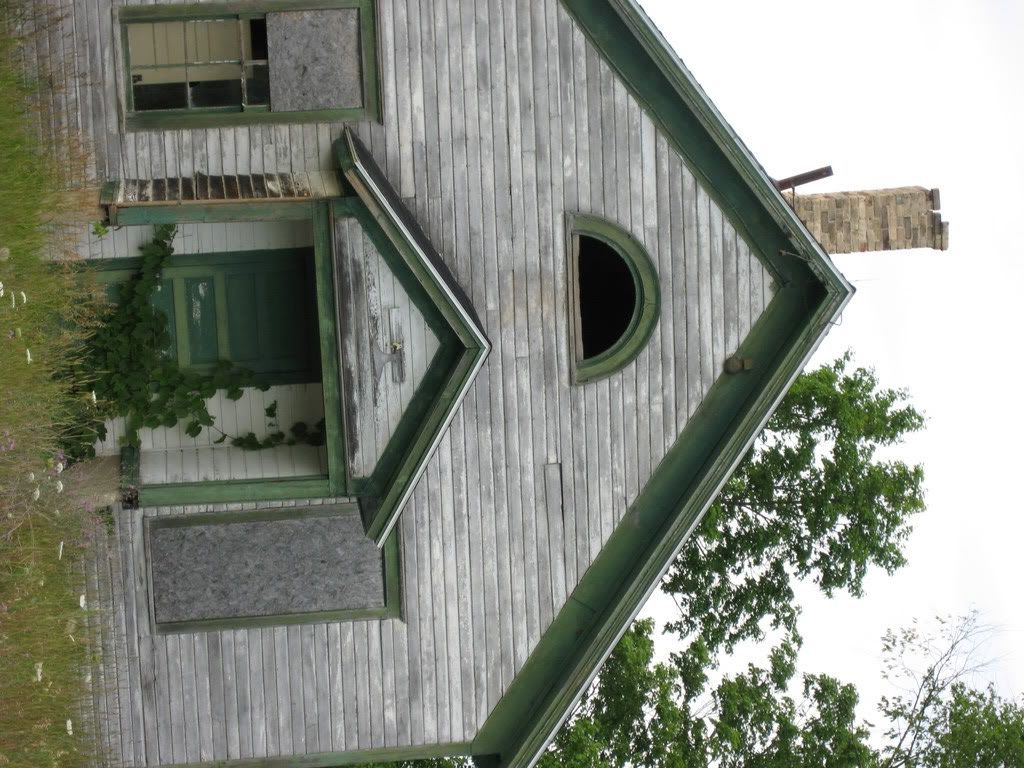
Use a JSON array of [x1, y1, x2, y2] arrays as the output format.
[[121, 0, 379, 128], [569, 215, 661, 383]]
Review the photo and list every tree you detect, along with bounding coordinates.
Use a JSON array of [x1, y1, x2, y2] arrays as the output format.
[[664, 352, 926, 663], [878, 612, 1024, 768], [382, 354, 929, 767]]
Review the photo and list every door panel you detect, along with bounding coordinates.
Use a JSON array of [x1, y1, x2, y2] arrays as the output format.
[[97, 248, 319, 384]]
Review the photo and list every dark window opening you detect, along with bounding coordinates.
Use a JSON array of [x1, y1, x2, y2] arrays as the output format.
[[127, 17, 270, 112], [249, 18, 268, 59], [577, 235, 636, 359]]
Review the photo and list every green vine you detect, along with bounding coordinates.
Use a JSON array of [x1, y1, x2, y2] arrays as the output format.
[[80, 225, 328, 453]]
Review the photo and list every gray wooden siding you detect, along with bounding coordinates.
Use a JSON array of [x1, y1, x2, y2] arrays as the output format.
[[72, 0, 777, 763], [334, 216, 441, 479]]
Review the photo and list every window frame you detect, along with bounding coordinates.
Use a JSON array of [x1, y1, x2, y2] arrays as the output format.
[[567, 213, 661, 384], [119, 0, 381, 131]]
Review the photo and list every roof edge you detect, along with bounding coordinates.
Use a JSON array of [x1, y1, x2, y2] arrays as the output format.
[[471, 2, 853, 764], [606, 0, 853, 303], [335, 130, 491, 546]]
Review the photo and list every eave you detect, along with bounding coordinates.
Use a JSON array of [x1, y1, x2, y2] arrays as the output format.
[[469, 1, 854, 766]]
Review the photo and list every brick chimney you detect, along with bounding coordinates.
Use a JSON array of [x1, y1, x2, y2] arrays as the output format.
[[786, 186, 949, 254]]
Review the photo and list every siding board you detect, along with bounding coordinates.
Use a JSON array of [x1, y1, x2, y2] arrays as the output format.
[[78, 1, 780, 763]]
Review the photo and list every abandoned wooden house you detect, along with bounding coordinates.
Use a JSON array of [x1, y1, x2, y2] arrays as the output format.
[[56, 0, 855, 765]]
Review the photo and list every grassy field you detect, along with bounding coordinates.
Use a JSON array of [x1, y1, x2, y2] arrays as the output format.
[[0, 4, 109, 765]]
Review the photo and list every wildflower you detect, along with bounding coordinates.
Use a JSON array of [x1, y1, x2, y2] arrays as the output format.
[[78, 594, 86, 609], [28, 472, 35, 481], [55, 479, 63, 494], [66, 719, 73, 736], [34, 662, 43, 682], [90, 390, 97, 405], [32, 486, 40, 501], [58, 541, 64, 560], [0, 281, 4, 296], [10, 292, 15, 308], [26, 348, 32, 364], [19, 291, 26, 304], [55, 461, 64, 475]]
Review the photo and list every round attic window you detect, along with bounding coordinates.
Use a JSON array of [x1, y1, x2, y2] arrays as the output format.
[[568, 214, 660, 383]]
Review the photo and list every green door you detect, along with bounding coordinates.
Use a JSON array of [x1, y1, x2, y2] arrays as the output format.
[[99, 248, 320, 385]]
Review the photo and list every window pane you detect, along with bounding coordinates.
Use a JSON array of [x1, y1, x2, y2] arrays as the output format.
[[185, 19, 241, 63], [132, 67, 189, 111], [184, 277, 219, 365], [576, 235, 637, 359], [247, 18, 268, 60], [245, 64, 269, 106], [188, 64, 243, 108], [128, 21, 186, 66]]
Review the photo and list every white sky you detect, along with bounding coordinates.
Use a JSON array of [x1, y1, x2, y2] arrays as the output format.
[[638, 0, 1024, 721]]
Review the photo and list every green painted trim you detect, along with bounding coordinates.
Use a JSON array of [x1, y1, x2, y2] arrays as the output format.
[[145, 504, 402, 634], [99, 181, 118, 208], [313, 202, 348, 496], [89, 247, 314, 272], [138, 476, 330, 506], [120, 0, 381, 130], [468, 4, 854, 764], [559, 0, 851, 299], [108, 201, 316, 226], [334, 129, 491, 545], [124, 107, 373, 132], [119, 0, 365, 22], [148, 742, 476, 768], [567, 213, 661, 384], [474, 277, 842, 767]]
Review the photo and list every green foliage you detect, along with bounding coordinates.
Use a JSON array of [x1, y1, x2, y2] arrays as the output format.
[[0, 14, 101, 503], [77, 225, 270, 453], [664, 352, 926, 664], [90, 220, 109, 238], [920, 684, 1024, 768], [538, 619, 705, 768]]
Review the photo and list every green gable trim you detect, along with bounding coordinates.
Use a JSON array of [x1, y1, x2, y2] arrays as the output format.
[[138, 476, 331, 506], [313, 201, 349, 496], [469, 2, 853, 766], [144, 505, 401, 634], [107, 201, 316, 226], [568, 213, 661, 384], [473, 267, 840, 768], [335, 129, 491, 546], [561, 0, 850, 299]]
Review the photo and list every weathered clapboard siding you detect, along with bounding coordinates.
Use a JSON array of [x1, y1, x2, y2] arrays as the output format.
[[73, 0, 778, 764], [334, 216, 441, 478], [99, 383, 329, 483]]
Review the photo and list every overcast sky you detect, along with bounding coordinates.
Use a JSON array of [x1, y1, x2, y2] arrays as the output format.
[[638, 0, 1024, 719]]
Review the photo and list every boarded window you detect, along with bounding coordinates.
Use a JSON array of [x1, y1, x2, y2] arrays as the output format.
[[146, 505, 399, 632]]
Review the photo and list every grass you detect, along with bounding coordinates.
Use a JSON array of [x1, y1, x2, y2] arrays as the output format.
[[0, 4, 111, 766]]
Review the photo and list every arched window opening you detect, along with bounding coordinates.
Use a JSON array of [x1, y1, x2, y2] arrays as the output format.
[[578, 235, 637, 359], [569, 214, 660, 384]]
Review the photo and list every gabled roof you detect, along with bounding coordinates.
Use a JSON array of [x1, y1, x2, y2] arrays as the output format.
[[470, 1, 853, 765], [335, 129, 492, 545]]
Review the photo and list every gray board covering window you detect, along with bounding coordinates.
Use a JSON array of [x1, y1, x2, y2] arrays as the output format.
[[146, 505, 401, 633], [120, 0, 380, 130]]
